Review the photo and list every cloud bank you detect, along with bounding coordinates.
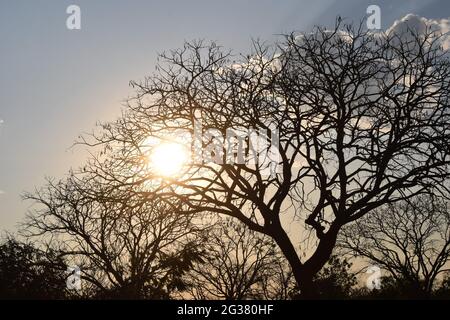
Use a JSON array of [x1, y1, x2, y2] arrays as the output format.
[[387, 14, 450, 50]]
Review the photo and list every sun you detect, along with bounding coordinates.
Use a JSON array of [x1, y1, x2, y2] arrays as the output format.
[[149, 142, 188, 177]]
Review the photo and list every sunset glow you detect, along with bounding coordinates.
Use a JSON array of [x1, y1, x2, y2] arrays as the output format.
[[149, 142, 189, 177]]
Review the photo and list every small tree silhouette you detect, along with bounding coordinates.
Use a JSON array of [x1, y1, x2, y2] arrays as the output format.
[[24, 175, 204, 299], [0, 237, 67, 299], [187, 218, 280, 300], [339, 196, 450, 298]]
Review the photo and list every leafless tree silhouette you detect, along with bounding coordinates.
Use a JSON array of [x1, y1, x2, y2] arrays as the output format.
[[23, 175, 204, 299], [258, 258, 297, 300], [339, 196, 450, 297], [63, 19, 450, 297], [186, 218, 281, 300]]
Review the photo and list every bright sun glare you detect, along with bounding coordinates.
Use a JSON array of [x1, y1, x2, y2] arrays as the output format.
[[149, 142, 188, 177]]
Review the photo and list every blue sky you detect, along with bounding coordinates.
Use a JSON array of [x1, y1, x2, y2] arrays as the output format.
[[1, 0, 450, 231]]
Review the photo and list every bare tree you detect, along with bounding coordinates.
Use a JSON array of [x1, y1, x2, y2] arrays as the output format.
[[186, 218, 280, 300], [258, 258, 296, 300], [74, 19, 450, 297], [339, 196, 450, 296], [23, 174, 203, 299]]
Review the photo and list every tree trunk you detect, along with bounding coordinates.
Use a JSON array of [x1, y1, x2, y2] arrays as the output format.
[[271, 221, 341, 299], [293, 269, 318, 299]]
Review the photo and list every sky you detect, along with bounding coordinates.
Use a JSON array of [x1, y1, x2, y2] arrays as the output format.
[[1, 0, 450, 232]]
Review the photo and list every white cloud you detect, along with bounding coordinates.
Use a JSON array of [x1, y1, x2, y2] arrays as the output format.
[[387, 14, 450, 50], [0, 190, 5, 195]]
